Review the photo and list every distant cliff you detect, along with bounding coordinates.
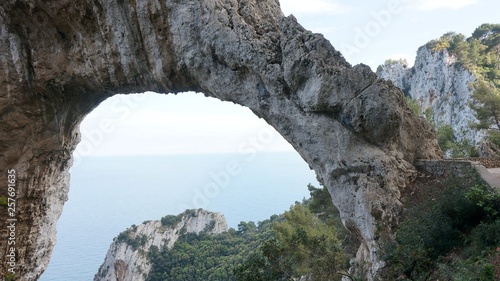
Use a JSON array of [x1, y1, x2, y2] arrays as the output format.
[[94, 209, 227, 281], [377, 46, 483, 145]]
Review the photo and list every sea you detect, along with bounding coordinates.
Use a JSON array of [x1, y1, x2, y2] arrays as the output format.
[[39, 152, 319, 281]]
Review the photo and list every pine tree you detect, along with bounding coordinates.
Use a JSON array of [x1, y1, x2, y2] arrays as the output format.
[[470, 80, 500, 131]]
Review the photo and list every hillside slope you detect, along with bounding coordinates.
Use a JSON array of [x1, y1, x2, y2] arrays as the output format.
[[94, 209, 227, 281]]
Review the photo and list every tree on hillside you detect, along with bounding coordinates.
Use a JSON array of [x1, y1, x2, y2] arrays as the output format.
[[307, 184, 339, 221], [464, 25, 500, 147], [472, 24, 500, 38], [436, 124, 478, 157], [235, 184, 356, 281], [470, 80, 500, 131], [470, 79, 500, 148], [464, 39, 488, 69], [272, 204, 349, 281]]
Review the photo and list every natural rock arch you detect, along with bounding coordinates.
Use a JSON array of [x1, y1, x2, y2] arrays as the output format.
[[0, 1, 441, 280]]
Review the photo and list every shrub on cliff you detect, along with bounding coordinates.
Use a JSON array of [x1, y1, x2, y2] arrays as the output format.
[[470, 80, 500, 142], [235, 185, 355, 281], [116, 228, 147, 250], [382, 173, 500, 280], [160, 215, 181, 227]]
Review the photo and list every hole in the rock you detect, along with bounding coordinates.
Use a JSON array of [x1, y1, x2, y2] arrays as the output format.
[[39, 92, 319, 281]]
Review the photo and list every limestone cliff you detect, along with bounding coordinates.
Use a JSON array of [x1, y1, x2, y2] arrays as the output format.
[[94, 209, 227, 281], [0, 1, 441, 280], [377, 46, 483, 144]]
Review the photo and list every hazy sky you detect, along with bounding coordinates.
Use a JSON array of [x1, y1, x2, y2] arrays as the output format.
[[74, 0, 500, 157]]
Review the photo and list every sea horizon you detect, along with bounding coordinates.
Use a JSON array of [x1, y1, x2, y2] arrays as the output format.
[[40, 152, 319, 281]]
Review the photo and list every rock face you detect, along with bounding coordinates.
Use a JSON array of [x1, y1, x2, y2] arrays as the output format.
[[94, 209, 228, 281], [0, 1, 441, 280], [377, 46, 483, 144]]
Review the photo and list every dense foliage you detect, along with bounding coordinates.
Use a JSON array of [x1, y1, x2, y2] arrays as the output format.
[[235, 205, 350, 280], [147, 218, 279, 281], [146, 184, 355, 281], [115, 225, 148, 250], [234, 185, 356, 281], [382, 173, 500, 280]]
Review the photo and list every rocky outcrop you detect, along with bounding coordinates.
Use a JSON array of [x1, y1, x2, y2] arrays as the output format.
[[0, 1, 441, 280], [480, 142, 500, 158], [377, 46, 483, 144], [94, 209, 227, 281]]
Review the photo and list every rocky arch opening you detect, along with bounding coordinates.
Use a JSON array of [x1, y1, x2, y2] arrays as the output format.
[[0, 1, 441, 280], [39, 91, 319, 281]]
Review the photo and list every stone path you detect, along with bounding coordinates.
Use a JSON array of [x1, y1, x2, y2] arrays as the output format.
[[484, 168, 500, 189]]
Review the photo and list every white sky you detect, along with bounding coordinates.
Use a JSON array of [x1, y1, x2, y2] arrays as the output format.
[[75, 0, 500, 157]]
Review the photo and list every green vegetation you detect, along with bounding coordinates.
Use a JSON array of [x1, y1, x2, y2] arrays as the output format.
[[235, 204, 349, 281], [116, 225, 148, 250], [133, 169, 500, 280], [470, 79, 500, 147], [4, 273, 15, 281], [376, 58, 409, 72], [382, 172, 500, 280], [144, 173, 500, 280], [160, 209, 199, 227], [426, 27, 500, 73], [234, 185, 356, 281], [385, 58, 409, 67], [405, 96, 421, 116], [423, 107, 434, 126], [403, 97, 435, 127], [147, 218, 278, 281], [436, 124, 479, 157], [160, 215, 181, 227], [146, 184, 356, 281], [117, 211, 205, 259], [0, 196, 7, 207], [274, 204, 348, 279]]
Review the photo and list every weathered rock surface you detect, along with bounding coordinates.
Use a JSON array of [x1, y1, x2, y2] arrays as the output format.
[[377, 46, 483, 145], [480, 141, 500, 158], [94, 209, 227, 281], [0, 1, 441, 280]]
